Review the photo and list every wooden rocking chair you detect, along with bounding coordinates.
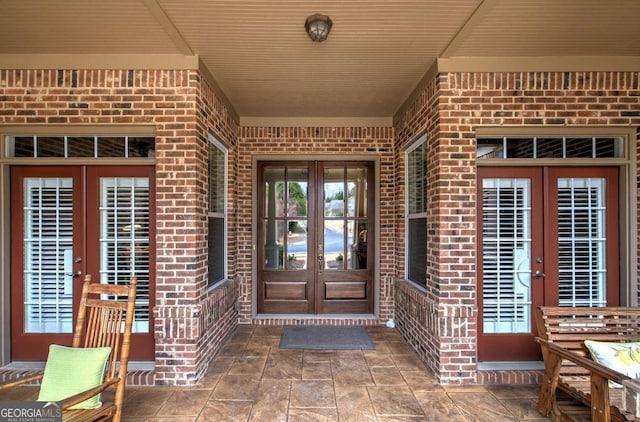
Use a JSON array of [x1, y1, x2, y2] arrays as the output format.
[[0, 274, 137, 422]]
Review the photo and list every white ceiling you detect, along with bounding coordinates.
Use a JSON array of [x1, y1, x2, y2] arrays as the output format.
[[1, 0, 639, 122]]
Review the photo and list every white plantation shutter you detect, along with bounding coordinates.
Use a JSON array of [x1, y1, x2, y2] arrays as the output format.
[[557, 178, 607, 307], [482, 178, 532, 333], [100, 177, 150, 332], [23, 178, 74, 333]]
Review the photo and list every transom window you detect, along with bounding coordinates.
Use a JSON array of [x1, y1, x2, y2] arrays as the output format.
[[5, 135, 155, 158], [477, 136, 623, 160]]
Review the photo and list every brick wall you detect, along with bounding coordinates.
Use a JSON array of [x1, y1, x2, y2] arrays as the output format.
[[236, 127, 395, 323], [192, 75, 239, 382], [394, 70, 640, 384], [3, 67, 640, 387], [0, 69, 239, 386]]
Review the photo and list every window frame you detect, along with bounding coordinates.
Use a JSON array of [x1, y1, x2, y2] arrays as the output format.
[[207, 134, 228, 289], [405, 134, 428, 288]]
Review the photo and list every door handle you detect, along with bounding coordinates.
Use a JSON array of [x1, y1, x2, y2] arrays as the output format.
[[533, 270, 545, 278], [63, 270, 82, 295]]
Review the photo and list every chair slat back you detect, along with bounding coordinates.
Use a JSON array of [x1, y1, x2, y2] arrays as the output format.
[[536, 306, 640, 378], [72, 274, 137, 380]]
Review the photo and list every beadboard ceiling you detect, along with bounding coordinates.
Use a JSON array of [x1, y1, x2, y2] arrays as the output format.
[[1, 0, 640, 124]]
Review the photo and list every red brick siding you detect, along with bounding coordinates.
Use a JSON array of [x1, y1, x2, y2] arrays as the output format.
[[236, 127, 395, 323], [4, 67, 639, 387], [394, 70, 640, 384], [0, 69, 239, 386], [191, 76, 239, 384]]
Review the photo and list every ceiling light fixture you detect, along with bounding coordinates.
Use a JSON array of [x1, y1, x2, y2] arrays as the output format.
[[305, 13, 333, 42]]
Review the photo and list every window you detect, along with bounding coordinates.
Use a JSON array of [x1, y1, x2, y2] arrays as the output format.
[[5, 135, 155, 158], [477, 136, 623, 160], [406, 135, 427, 287], [208, 135, 227, 287]]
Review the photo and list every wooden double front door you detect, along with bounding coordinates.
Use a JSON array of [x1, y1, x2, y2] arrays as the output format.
[[257, 161, 375, 314]]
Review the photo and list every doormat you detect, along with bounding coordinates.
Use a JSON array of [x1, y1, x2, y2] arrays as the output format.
[[279, 325, 375, 350]]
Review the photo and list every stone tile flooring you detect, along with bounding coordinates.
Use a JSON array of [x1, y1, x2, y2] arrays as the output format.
[[0, 325, 550, 421]]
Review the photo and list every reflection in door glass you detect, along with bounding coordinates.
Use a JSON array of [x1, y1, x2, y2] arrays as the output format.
[[348, 220, 368, 269], [325, 220, 345, 270], [347, 168, 367, 218], [23, 178, 74, 333], [324, 169, 345, 218], [324, 167, 369, 271], [263, 167, 309, 271], [264, 168, 285, 218], [287, 168, 308, 217], [100, 177, 150, 333], [263, 220, 285, 269], [286, 220, 308, 270]]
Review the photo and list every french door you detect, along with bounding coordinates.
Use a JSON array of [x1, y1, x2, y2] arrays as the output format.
[[10, 166, 155, 361], [478, 166, 619, 361], [257, 161, 374, 314]]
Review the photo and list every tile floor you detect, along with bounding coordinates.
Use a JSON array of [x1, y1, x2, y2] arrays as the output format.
[[0, 325, 550, 421]]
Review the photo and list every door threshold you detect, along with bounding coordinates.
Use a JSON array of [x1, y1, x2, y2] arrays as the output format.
[[255, 314, 377, 319], [252, 314, 379, 324], [477, 361, 544, 371]]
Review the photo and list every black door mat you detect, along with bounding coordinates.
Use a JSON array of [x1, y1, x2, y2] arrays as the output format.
[[279, 325, 375, 350]]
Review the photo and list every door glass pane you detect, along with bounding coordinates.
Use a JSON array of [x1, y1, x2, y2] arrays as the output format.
[[263, 166, 309, 271], [557, 178, 607, 307], [347, 167, 367, 218], [286, 220, 307, 270], [285, 168, 308, 268], [23, 178, 74, 333], [287, 168, 308, 218], [350, 220, 368, 270], [264, 168, 285, 218], [325, 220, 345, 270], [100, 177, 150, 333], [482, 178, 532, 333], [263, 220, 285, 269], [324, 169, 345, 217], [346, 220, 355, 269]]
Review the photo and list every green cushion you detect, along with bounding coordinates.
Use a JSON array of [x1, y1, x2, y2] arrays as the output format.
[[38, 344, 112, 409], [584, 340, 640, 388]]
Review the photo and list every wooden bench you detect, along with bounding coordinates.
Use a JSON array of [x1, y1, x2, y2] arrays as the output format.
[[535, 306, 640, 422]]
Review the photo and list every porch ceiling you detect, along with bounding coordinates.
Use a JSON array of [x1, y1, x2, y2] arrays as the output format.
[[1, 0, 640, 123]]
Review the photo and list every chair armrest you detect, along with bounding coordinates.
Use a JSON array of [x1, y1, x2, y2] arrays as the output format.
[[59, 377, 121, 410], [536, 337, 635, 421], [535, 337, 632, 385], [0, 374, 43, 390]]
